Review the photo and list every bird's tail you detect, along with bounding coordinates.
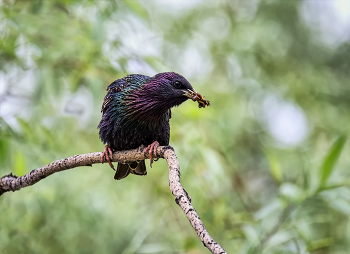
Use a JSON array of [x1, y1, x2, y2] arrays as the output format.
[[114, 160, 147, 180]]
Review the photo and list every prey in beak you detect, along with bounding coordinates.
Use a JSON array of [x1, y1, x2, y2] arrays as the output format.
[[183, 89, 210, 108]]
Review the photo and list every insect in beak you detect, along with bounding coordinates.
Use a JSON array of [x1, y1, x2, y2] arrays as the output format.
[[183, 89, 210, 108]]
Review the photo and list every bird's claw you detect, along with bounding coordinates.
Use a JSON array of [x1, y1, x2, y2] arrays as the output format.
[[143, 141, 159, 168], [101, 145, 115, 171]]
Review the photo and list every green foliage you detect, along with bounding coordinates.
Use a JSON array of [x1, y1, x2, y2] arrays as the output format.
[[319, 136, 347, 189], [265, 149, 283, 184], [1, 0, 350, 253]]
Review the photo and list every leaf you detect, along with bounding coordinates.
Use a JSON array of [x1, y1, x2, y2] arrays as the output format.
[[319, 136, 347, 188], [279, 183, 304, 202], [264, 149, 283, 184], [242, 224, 259, 246], [124, 1, 149, 20], [13, 151, 26, 177], [321, 182, 350, 191], [0, 135, 9, 166], [308, 238, 334, 251]]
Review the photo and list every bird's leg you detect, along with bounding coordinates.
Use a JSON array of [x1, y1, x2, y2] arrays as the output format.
[[101, 145, 115, 171], [143, 141, 159, 168]]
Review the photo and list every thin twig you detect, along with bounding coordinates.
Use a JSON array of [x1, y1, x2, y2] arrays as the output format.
[[0, 146, 227, 254], [258, 203, 295, 250]]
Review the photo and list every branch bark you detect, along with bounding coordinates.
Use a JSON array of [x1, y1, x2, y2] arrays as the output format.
[[0, 146, 227, 254]]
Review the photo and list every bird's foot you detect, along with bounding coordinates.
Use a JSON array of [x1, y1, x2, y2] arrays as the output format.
[[101, 145, 115, 171], [144, 141, 160, 168]]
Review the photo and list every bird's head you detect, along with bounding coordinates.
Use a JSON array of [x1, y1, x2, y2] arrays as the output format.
[[124, 72, 209, 126], [147, 72, 209, 108]]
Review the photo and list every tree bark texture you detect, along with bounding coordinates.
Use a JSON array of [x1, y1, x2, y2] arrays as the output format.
[[0, 146, 227, 254]]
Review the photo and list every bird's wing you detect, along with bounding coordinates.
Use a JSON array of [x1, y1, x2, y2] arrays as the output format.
[[101, 74, 150, 113]]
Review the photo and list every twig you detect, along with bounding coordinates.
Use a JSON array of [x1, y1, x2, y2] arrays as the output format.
[[258, 203, 295, 250], [0, 146, 227, 254]]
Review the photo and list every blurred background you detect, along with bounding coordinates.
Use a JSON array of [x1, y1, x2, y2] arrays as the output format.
[[1, 0, 350, 253]]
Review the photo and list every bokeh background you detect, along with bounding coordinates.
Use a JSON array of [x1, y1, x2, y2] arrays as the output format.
[[1, 0, 350, 253]]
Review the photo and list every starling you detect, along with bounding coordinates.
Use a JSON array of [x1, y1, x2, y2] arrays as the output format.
[[98, 72, 209, 180]]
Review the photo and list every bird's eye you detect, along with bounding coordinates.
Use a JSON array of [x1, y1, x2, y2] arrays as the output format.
[[174, 81, 182, 88]]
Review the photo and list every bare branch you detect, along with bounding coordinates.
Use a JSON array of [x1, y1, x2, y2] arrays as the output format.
[[0, 146, 227, 254], [0, 146, 149, 196], [163, 148, 227, 254], [258, 203, 295, 251]]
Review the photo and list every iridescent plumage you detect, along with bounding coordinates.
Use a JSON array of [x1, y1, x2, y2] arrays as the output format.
[[98, 72, 196, 180]]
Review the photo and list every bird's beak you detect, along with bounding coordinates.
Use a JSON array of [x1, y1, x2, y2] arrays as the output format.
[[183, 89, 198, 99]]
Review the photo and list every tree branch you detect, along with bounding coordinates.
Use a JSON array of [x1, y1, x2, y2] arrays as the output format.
[[0, 146, 227, 254]]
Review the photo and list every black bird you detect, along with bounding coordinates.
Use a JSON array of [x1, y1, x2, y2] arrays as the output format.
[[98, 72, 209, 180]]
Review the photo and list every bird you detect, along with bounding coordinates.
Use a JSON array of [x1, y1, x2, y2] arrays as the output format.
[[98, 72, 209, 180]]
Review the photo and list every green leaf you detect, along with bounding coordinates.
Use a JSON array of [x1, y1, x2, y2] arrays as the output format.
[[124, 1, 149, 20], [279, 183, 304, 202], [264, 149, 283, 184], [13, 151, 26, 177], [320, 182, 350, 191], [0, 135, 9, 166], [319, 136, 347, 188]]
